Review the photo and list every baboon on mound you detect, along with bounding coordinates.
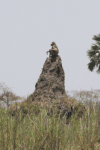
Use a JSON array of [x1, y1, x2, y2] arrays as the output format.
[[46, 42, 59, 57]]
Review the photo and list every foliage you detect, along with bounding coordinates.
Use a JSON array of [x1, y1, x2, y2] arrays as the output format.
[[0, 82, 21, 102], [87, 34, 100, 74], [1, 90, 100, 150]]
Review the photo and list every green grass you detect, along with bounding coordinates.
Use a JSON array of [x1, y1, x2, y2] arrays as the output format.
[[0, 90, 100, 149]]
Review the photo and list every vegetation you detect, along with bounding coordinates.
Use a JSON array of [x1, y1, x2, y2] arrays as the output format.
[[87, 33, 100, 74], [0, 87, 100, 150], [0, 82, 21, 102]]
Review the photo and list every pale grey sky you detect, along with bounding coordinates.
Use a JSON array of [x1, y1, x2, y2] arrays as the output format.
[[0, 1, 100, 98]]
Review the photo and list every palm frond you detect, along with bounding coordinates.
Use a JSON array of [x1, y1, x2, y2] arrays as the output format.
[[93, 35, 100, 41], [96, 65, 100, 74], [87, 49, 96, 59], [87, 60, 95, 72]]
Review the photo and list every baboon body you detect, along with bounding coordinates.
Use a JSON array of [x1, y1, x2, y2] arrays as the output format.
[[46, 42, 59, 57]]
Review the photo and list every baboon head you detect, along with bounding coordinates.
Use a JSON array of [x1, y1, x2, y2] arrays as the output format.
[[51, 42, 56, 46]]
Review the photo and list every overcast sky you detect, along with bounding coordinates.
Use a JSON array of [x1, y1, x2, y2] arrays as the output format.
[[0, 1, 100, 98]]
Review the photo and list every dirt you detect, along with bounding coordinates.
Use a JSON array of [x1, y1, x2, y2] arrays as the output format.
[[31, 54, 67, 102]]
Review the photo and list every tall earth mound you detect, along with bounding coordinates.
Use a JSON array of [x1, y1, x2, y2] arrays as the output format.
[[10, 42, 86, 125], [32, 42, 67, 102]]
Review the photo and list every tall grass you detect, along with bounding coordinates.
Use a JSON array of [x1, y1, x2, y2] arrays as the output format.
[[0, 89, 100, 149]]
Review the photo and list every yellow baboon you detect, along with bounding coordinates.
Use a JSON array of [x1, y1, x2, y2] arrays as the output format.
[[46, 42, 59, 56]]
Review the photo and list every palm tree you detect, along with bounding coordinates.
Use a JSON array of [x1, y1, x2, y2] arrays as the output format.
[[87, 34, 100, 74]]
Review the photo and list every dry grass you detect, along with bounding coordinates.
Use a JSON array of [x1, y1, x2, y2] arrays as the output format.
[[1, 86, 100, 149]]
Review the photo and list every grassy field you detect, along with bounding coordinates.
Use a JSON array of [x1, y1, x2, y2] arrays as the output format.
[[0, 88, 100, 150]]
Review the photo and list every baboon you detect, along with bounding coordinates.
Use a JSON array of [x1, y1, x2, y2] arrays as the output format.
[[46, 42, 59, 57]]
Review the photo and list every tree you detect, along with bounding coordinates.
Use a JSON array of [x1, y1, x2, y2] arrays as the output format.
[[87, 34, 100, 74]]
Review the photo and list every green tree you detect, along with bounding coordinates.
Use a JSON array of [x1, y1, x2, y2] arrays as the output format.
[[87, 34, 100, 74]]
